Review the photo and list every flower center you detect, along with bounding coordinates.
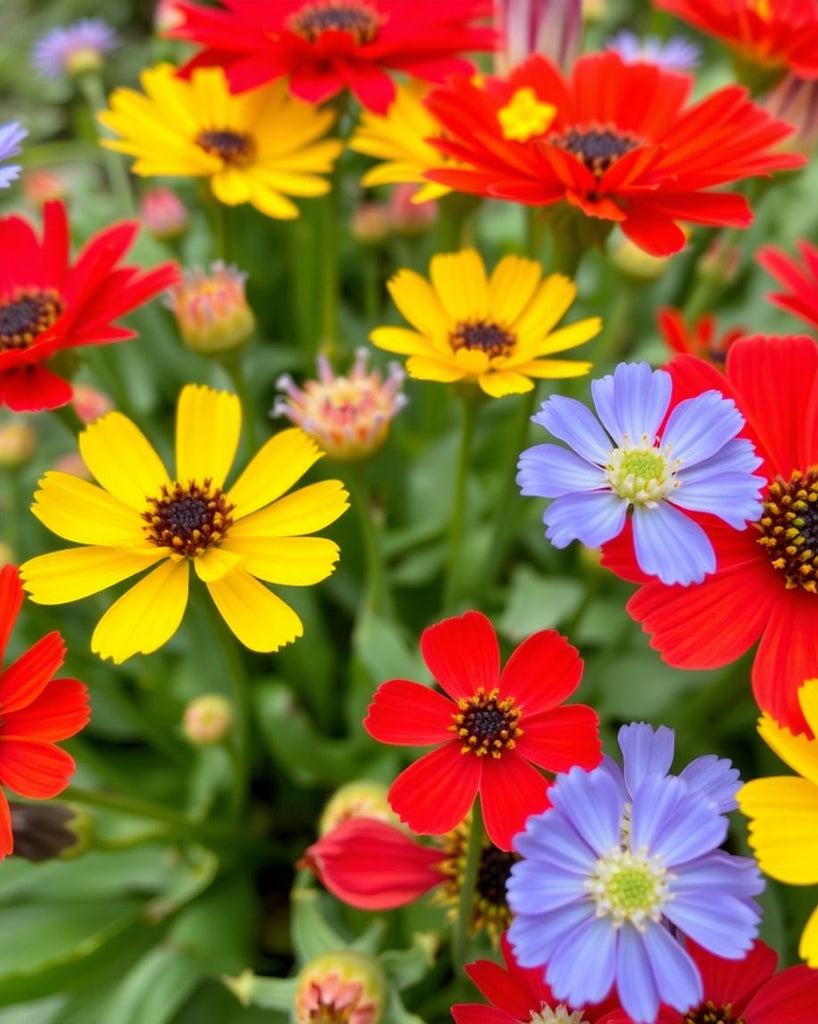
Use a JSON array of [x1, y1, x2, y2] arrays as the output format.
[[450, 319, 515, 359], [195, 129, 255, 165], [142, 480, 234, 557], [585, 847, 670, 929], [289, 1, 380, 44], [498, 87, 556, 142], [756, 469, 818, 593], [552, 128, 640, 177], [685, 1003, 745, 1024], [605, 442, 680, 506], [531, 1008, 589, 1024], [450, 687, 523, 758], [437, 824, 517, 941], [0, 289, 63, 350]]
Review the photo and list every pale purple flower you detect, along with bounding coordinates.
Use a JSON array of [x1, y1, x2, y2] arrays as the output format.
[[607, 31, 701, 72], [32, 18, 119, 81], [495, 0, 581, 75], [0, 122, 26, 189]]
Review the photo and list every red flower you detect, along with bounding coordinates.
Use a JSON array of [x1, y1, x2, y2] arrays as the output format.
[[453, 932, 625, 1024], [0, 200, 177, 412], [657, 307, 745, 364], [424, 52, 804, 256], [654, 939, 818, 1024], [363, 612, 601, 850], [758, 240, 818, 331], [0, 565, 90, 858], [170, 0, 496, 114], [656, 0, 818, 80], [603, 334, 818, 735]]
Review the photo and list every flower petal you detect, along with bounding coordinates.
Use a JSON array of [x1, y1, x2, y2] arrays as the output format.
[[206, 569, 303, 652], [2, 678, 90, 742], [531, 393, 612, 464], [0, 566, 23, 666], [364, 679, 454, 746], [227, 428, 323, 520], [799, 904, 818, 968], [0, 632, 65, 714], [228, 480, 349, 538], [31, 471, 147, 547], [546, 912, 617, 1009], [618, 723, 674, 796], [745, 962, 818, 1022], [547, 766, 622, 857], [175, 384, 241, 489], [79, 411, 170, 511], [499, 629, 583, 711], [516, 705, 602, 774], [20, 547, 162, 605], [388, 743, 481, 836], [480, 752, 550, 851], [631, 503, 715, 586], [739, 776, 818, 884], [220, 535, 339, 585], [0, 738, 74, 798], [756, 708, 818, 788], [592, 363, 671, 445], [420, 610, 500, 701], [516, 443, 604, 498], [0, 791, 12, 860], [544, 491, 627, 549], [430, 249, 489, 323], [642, 923, 702, 1018], [631, 774, 726, 867]]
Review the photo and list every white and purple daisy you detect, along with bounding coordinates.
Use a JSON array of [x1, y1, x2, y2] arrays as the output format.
[[31, 18, 119, 81], [606, 31, 701, 72], [0, 122, 26, 189], [516, 362, 764, 585], [507, 729, 763, 1024]]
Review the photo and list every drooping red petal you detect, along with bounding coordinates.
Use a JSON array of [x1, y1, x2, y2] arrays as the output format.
[[2, 678, 90, 742], [685, 940, 777, 1015], [0, 631, 65, 715], [744, 964, 818, 1023], [498, 630, 583, 713], [479, 752, 550, 852], [0, 565, 23, 666], [0, 790, 12, 860], [0, 739, 75, 798], [515, 704, 602, 774], [388, 742, 481, 836], [420, 611, 500, 701], [0, 365, 73, 412], [364, 679, 453, 746], [465, 933, 553, 1018]]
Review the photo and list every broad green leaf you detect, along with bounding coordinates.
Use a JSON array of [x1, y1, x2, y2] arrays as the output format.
[[378, 933, 437, 991], [98, 946, 202, 1024], [498, 567, 584, 642]]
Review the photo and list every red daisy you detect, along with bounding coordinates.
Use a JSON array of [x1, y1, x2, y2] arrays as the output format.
[[0, 200, 177, 412], [657, 307, 745, 365], [363, 612, 601, 851], [603, 334, 818, 736], [758, 240, 818, 331], [423, 52, 804, 256], [656, 0, 818, 80], [0, 565, 90, 858], [170, 0, 496, 114]]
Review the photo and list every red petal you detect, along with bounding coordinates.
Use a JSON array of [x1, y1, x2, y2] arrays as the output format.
[[451, 1006, 515, 1024], [344, 62, 396, 114], [0, 790, 12, 859], [753, 589, 818, 736], [745, 964, 818, 1023], [465, 934, 552, 1017], [0, 632, 65, 714], [0, 565, 23, 666], [620, 208, 687, 256], [0, 365, 73, 412], [388, 743, 481, 835], [498, 630, 583, 712], [515, 705, 602, 773], [41, 200, 70, 291], [686, 939, 777, 1013], [288, 61, 346, 104], [479, 752, 550, 852], [421, 611, 500, 701], [364, 679, 453, 746], [0, 739, 74, 798], [2, 678, 90, 742]]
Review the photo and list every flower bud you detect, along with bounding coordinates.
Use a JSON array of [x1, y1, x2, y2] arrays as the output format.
[[349, 202, 391, 245], [9, 802, 92, 862], [610, 235, 673, 282], [697, 238, 742, 287], [154, 0, 185, 36], [388, 183, 437, 235], [54, 452, 92, 480], [140, 187, 189, 241], [22, 169, 67, 208], [166, 262, 255, 355], [183, 694, 233, 745], [319, 781, 395, 836], [294, 951, 386, 1024], [0, 421, 35, 467], [71, 383, 114, 424]]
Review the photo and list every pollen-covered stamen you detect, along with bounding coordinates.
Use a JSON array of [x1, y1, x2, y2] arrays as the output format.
[[195, 129, 255, 165], [450, 687, 523, 758], [0, 289, 63, 350], [585, 846, 670, 929], [605, 438, 681, 506], [552, 127, 640, 177], [450, 320, 515, 359], [685, 1002, 745, 1024], [756, 469, 818, 593], [530, 1007, 590, 1024], [143, 479, 234, 557], [436, 825, 517, 940], [289, 1, 381, 44]]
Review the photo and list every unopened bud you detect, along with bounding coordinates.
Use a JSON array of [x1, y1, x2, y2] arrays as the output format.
[[154, 0, 185, 36], [350, 202, 391, 245], [294, 951, 386, 1024], [388, 182, 437, 236], [23, 169, 67, 208], [319, 781, 395, 836], [166, 262, 255, 355], [0, 421, 35, 467], [141, 187, 189, 241], [9, 802, 92, 862], [71, 384, 114, 424], [54, 452, 92, 480], [611, 234, 673, 282], [183, 694, 233, 745]]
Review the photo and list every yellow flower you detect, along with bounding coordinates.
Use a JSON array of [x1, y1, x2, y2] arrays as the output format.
[[99, 63, 343, 219], [738, 678, 818, 967], [370, 249, 599, 397], [349, 81, 453, 205], [19, 385, 349, 663]]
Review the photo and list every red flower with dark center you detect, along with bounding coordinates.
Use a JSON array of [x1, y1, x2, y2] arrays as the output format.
[[657, 307, 745, 365], [169, 0, 496, 114], [363, 612, 601, 851], [758, 240, 818, 331], [603, 334, 818, 736], [0, 200, 177, 412], [423, 52, 804, 256], [0, 565, 90, 858]]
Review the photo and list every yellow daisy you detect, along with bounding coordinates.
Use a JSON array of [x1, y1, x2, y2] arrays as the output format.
[[99, 63, 343, 219], [738, 678, 818, 967], [19, 385, 349, 663], [370, 249, 599, 398], [349, 81, 453, 204]]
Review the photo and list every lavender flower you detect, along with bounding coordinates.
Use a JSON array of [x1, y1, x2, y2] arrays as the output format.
[[32, 18, 119, 81], [0, 122, 26, 189], [516, 362, 764, 585], [606, 31, 701, 72]]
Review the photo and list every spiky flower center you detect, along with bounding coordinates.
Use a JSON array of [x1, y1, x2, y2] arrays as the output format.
[[756, 468, 818, 592], [605, 440, 680, 506], [289, 1, 380, 44], [195, 129, 256, 165], [437, 825, 517, 940], [552, 128, 640, 176], [685, 1002, 745, 1024], [450, 687, 523, 758], [585, 847, 670, 929], [530, 1008, 589, 1024], [143, 480, 234, 557], [0, 289, 63, 350], [450, 319, 516, 359]]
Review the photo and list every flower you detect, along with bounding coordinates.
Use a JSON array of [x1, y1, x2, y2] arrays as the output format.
[[183, 694, 233, 744], [495, 0, 581, 75], [99, 64, 343, 220], [0, 122, 26, 190], [363, 611, 601, 850], [273, 349, 406, 460], [602, 335, 818, 736], [0, 565, 90, 859], [656, 307, 745, 365], [318, 781, 395, 834], [0, 421, 36, 467], [140, 187, 189, 241], [0, 200, 177, 412], [8, 802, 89, 863], [31, 18, 119, 80], [22, 169, 66, 207], [757, 240, 818, 331], [294, 951, 386, 1024], [507, 728, 763, 1024], [19, 384, 349, 663], [738, 679, 818, 968], [762, 74, 818, 153], [371, 249, 599, 397], [166, 262, 255, 355], [517, 362, 763, 585], [388, 182, 438, 233], [605, 31, 701, 72], [424, 53, 805, 256], [169, 0, 496, 114], [70, 384, 114, 425]]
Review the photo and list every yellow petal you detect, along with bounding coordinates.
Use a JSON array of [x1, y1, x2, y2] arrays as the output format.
[[79, 412, 170, 511], [211, 167, 253, 206], [32, 472, 146, 547], [92, 560, 190, 664], [228, 428, 322, 520], [20, 547, 162, 605], [478, 370, 535, 398], [193, 546, 246, 583], [386, 269, 451, 342], [800, 904, 818, 967], [798, 679, 818, 739], [206, 569, 303, 652], [228, 480, 349, 538], [522, 318, 602, 358], [738, 776, 818, 884], [175, 385, 241, 489], [512, 358, 592, 379], [412, 180, 451, 203], [488, 256, 542, 325], [221, 536, 340, 585], [758, 711, 818, 787], [514, 274, 577, 340], [369, 327, 432, 357], [453, 347, 490, 376], [246, 180, 300, 220], [430, 249, 489, 323], [405, 354, 463, 383]]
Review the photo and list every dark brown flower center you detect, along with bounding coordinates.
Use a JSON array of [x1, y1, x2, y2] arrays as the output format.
[[450, 686, 523, 758], [195, 129, 255, 165], [685, 1002, 745, 1024], [450, 319, 515, 359], [143, 479, 234, 557], [436, 824, 517, 942], [756, 468, 818, 593], [289, 1, 380, 44], [552, 127, 640, 177], [0, 289, 63, 350]]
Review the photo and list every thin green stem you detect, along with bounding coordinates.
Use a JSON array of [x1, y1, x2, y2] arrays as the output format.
[[443, 392, 480, 611], [219, 351, 258, 453], [345, 462, 394, 619], [317, 185, 340, 361], [77, 72, 135, 215], [451, 804, 484, 973]]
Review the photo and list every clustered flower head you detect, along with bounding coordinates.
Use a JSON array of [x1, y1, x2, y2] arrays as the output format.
[[32, 18, 119, 81], [166, 262, 255, 355]]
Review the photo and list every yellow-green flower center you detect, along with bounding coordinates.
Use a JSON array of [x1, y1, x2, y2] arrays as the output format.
[[142, 479, 234, 557], [531, 1008, 589, 1024], [585, 847, 669, 928], [0, 288, 63, 350], [605, 441, 679, 506]]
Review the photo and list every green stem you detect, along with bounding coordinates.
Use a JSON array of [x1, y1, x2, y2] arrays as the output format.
[[345, 462, 394, 618], [219, 351, 258, 453], [77, 72, 135, 215], [451, 804, 484, 973], [317, 185, 340, 361], [443, 391, 480, 611]]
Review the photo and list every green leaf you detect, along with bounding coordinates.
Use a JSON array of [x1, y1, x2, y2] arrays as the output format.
[[290, 888, 348, 964], [98, 946, 202, 1024], [382, 988, 427, 1024], [378, 933, 437, 991], [222, 971, 297, 1011], [498, 567, 584, 642], [352, 613, 425, 684]]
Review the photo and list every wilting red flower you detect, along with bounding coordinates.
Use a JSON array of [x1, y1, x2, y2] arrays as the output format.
[[0, 200, 177, 411], [424, 52, 804, 256], [170, 0, 496, 114], [657, 307, 745, 364], [758, 240, 818, 330], [363, 611, 601, 850], [603, 334, 818, 736], [0, 565, 90, 858], [656, 0, 818, 80]]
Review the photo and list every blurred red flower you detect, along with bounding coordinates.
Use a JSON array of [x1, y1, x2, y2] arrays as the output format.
[[758, 240, 818, 331], [657, 307, 745, 364]]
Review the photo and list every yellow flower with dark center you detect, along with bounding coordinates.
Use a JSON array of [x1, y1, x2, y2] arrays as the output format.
[[370, 249, 599, 397], [99, 63, 343, 219], [19, 385, 349, 663]]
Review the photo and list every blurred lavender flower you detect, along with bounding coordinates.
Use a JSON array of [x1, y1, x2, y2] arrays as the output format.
[[0, 122, 26, 189], [496, 0, 581, 74], [31, 18, 119, 81], [607, 31, 701, 72]]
